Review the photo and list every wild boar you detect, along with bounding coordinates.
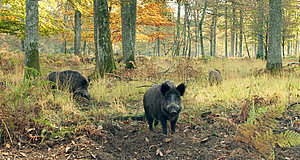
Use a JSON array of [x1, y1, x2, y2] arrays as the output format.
[[143, 81, 186, 135], [46, 70, 91, 100], [209, 69, 222, 86]]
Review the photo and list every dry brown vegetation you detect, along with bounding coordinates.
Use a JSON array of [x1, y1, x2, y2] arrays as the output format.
[[0, 51, 299, 159]]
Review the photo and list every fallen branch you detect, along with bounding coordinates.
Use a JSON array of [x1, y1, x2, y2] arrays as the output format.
[[1, 119, 13, 144]]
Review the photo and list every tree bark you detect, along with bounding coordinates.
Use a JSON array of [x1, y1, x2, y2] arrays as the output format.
[[74, 9, 82, 55], [94, 0, 116, 78], [267, 0, 282, 71], [174, 1, 181, 56], [230, 4, 236, 57], [182, 2, 188, 56], [199, 0, 208, 57], [25, 0, 40, 79], [213, 9, 217, 57], [239, 10, 243, 57], [256, 0, 264, 59], [225, 0, 228, 57], [121, 0, 137, 69]]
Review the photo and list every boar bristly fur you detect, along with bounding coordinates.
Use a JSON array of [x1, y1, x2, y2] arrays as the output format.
[[143, 81, 186, 135], [47, 70, 91, 100], [209, 69, 222, 86]]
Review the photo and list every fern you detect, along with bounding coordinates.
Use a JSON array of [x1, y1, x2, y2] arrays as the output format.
[[236, 105, 300, 160], [277, 130, 300, 148]]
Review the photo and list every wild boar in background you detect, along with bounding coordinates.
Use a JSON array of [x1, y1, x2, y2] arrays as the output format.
[[209, 69, 222, 86], [46, 70, 91, 100], [143, 81, 186, 135]]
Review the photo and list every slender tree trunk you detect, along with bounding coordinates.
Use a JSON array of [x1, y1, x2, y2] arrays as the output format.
[[194, 10, 199, 57], [225, 0, 228, 57], [94, 0, 116, 78], [74, 9, 82, 55], [63, 4, 68, 54], [182, 2, 188, 56], [244, 34, 250, 58], [239, 10, 243, 57], [282, 9, 286, 58], [267, 0, 282, 71], [199, 0, 208, 56], [264, 20, 269, 59], [230, 4, 236, 57], [213, 9, 217, 57], [187, 11, 191, 58], [156, 27, 160, 56], [0, 0, 2, 14], [235, 32, 238, 57], [174, 1, 181, 56], [121, 0, 137, 69], [256, 0, 264, 59], [296, 32, 299, 61], [210, 18, 213, 56], [21, 37, 25, 52], [25, 0, 40, 79]]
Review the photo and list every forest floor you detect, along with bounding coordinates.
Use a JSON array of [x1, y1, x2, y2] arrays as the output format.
[[0, 53, 300, 159]]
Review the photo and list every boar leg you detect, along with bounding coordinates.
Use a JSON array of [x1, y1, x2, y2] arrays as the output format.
[[160, 117, 168, 135], [170, 116, 179, 132], [145, 112, 154, 132]]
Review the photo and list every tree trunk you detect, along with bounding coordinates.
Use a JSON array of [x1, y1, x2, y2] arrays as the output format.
[[213, 9, 217, 57], [94, 0, 116, 78], [121, 0, 137, 69], [187, 11, 191, 58], [74, 9, 82, 55], [239, 10, 243, 57], [256, 0, 264, 59], [194, 10, 199, 57], [199, 0, 208, 57], [230, 4, 236, 57], [174, 1, 181, 56], [267, 0, 282, 71], [244, 34, 250, 58], [182, 2, 188, 56], [225, 0, 228, 57], [63, 4, 69, 54], [24, 0, 40, 79]]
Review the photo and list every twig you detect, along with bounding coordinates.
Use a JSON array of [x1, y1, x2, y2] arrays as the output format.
[[136, 85, 153, 88], [1, 119, 13, 145], [148, 65, 175, 78]]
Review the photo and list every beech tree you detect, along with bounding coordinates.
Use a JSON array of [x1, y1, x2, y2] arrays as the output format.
[[121, 0, 137, 69], [94, 0, 116, 77], [267, 0, 282, 71], [74, 9, 82, 55], [24, 0, 40, 79]]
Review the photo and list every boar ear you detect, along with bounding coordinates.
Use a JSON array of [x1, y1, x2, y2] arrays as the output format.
[[176, 83, 186, 96], [161, 83, 170, 96], [82, 80, 88, 87]]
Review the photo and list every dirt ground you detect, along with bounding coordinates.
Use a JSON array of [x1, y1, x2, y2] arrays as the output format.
[[0, 108, 299, 160]]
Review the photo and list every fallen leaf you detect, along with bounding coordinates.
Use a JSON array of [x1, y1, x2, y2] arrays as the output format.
[[118, 148, 122, 151], [2, 152, 9, 156], [20, 152, 27, 157], [156, 148, 164, 156], [65, 146, 71, 153], [201, 137, 209, 143], [164, 138, 172, 143], [165, 149, 172, 154], [145, 138, 149, 143], [72, 140, 75, 145], [6, 143, 10, 149]]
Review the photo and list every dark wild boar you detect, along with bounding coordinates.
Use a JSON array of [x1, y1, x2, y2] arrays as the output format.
[[143, 81, 186, 135], [46, 70, 91, 100], [209, 69, 222, 86]]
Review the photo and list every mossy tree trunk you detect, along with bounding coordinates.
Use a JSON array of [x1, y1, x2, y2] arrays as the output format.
[[24, 0, 40, 80], [74, 9, 82, 55], [121, 0, 137, 69], [94, 0, 116, 78], [256, 0, 264, 59], [267, 0, 282, 71]]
